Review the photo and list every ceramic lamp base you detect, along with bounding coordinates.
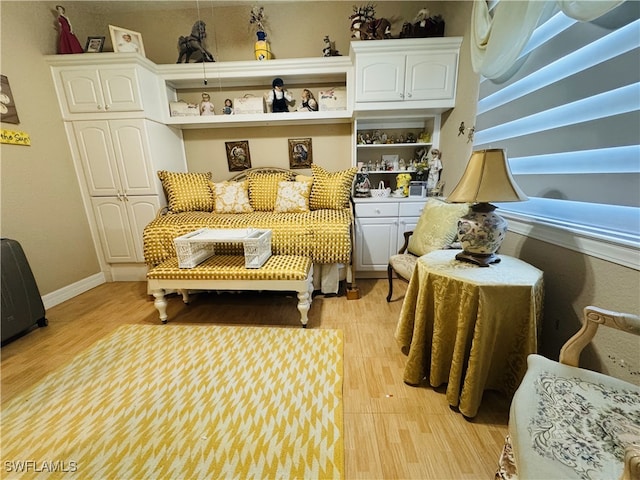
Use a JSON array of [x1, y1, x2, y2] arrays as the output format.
[[456, 202, 507, 267]]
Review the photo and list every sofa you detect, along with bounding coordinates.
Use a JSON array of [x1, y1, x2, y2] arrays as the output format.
[[143, 165, 357, 294]]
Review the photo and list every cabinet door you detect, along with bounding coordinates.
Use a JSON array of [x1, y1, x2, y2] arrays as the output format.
[[109, 120, 156, 196], [356, 54, 405, 102], [60, 69, 106, 113], [99, 68, 143, 112], [126, 195, 160, 262], [405, 53, 458, 101], [74, 121, 120, 196], [355, 217, 398, 271], [91, 197, 138, 263]]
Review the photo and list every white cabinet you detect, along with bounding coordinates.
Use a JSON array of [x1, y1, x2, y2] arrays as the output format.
[[350, 37, 462, 112], [353, 199, 427, 276], [59, 67, 143, 114], [72, 118, 186, 264]]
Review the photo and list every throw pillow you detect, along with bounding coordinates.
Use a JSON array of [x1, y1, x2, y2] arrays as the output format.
[[274, 180, 312, 213], [309, 164, 357, 210], [157, 170, 214, 213], [247, 171, 292, 211], [407, 199, 470, 256], [211, 180, 253, 213]]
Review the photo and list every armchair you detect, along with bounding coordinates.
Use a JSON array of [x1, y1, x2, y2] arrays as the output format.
[[499, 306, 640, 480], [386, 198, 469, 302]]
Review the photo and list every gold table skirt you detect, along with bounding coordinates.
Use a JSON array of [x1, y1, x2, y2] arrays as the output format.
[[395, 249, 544, 417]]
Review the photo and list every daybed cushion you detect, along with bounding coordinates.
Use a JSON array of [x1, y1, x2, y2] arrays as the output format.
[[158, 171, 214, 213], [247, 171, 292, 211], [274, 180, 312, 213], [407, 199, 469, 256], [211, 180, 253, 213], [310, 165, 357, 210], [143, 209, 353, 267]]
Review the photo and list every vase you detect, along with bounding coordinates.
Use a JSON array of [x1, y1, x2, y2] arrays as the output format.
[[254, 31, 272, 61]]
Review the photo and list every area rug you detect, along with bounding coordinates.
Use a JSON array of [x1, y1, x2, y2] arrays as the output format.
[[1, 325, 344, 479]]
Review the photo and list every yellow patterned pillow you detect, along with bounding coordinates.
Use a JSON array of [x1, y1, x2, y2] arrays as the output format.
[[158, 171, 214, 213], [247, 171, 292, 211], [274, 180, 312, 213], [309, 164, 357, 210], [211, 180, 253, 213], [407, 199, 470, 256]]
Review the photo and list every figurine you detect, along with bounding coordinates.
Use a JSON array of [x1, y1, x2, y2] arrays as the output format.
[[427, 149, 443, 191], [266, 77, 292, 113], [56, 5, 83, 54], [199, 93, 215, 116], [322, 35, 341, 57], [298, 89, 318, 111], [177, 20, 215, 63], [222, 98, 233, 115]]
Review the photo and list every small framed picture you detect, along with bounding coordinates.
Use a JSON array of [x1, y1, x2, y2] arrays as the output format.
[[225, 141, 252, 171], [109, 25, 145, 56], [288, 138, 313, 169], [85, 36, 105, 53]]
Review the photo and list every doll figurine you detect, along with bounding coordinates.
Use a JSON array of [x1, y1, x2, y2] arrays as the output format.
[[266, 77, 292, 113], [222, 98, 233, 115], [199, 93, 215, 116], [56, 5, 83, 54], [298, 89, 318, 112]]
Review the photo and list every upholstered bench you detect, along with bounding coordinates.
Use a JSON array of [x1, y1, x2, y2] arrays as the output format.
[[147, 255, 313, 327]]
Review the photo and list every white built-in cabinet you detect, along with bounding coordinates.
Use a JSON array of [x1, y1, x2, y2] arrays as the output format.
[[47, 54, 187, 280], [350, 37, 462, 112], [353, 199, 427, 275]]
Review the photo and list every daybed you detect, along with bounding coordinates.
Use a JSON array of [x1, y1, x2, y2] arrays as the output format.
[[143, 165, 357, 294]]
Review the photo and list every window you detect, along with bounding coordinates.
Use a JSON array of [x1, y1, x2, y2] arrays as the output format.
[[473, 2, 639, 268]]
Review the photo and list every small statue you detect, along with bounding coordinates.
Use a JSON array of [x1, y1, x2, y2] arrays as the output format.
[[266, 77, 292, 113], [177, 20, 215, 63], [56, 5, 83, 54], [199, 93, 215, 116], [427, 149, 443, 191], [298, 89, 318, 111], [222, 98, 233, 115], [322, 35, 341, 57]]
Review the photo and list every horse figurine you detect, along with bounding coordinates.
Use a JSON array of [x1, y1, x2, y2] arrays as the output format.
[[177, 20, 215, 63], [349, 4, 391, 40]]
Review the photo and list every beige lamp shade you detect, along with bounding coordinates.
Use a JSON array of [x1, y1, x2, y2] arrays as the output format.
[[447, 149, 528, 203]]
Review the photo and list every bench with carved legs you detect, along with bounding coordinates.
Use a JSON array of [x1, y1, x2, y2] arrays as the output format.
[[147, 255, 313, 327]]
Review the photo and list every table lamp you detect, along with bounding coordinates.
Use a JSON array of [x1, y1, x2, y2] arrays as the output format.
[[446, 148, 528, 266]]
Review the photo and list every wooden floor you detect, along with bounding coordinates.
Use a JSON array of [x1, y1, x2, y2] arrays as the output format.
[[1, 278, 509, 479]]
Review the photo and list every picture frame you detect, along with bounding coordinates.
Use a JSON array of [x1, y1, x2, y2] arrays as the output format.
[[0, 75, 19, 124], [85, 36, 105, 53], [225, 141, 252, 171], [109, 25, 145, 56], [288, 138, 313, 169]]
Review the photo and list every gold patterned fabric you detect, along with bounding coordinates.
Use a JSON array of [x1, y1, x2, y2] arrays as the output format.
[[395, 249, 544, 417], [210, 180, 253, 213], [0, 325, 344, 479], [158, 170, 214, 213], [143, 209, 353, 267], [310, 164, 357, 210], [407, 199, 469, 256], [247, 171, 293, 211], [148, 255, 312, 281]]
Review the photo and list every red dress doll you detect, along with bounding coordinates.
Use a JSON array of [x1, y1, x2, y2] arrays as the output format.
[[56, 5, 84, 54]]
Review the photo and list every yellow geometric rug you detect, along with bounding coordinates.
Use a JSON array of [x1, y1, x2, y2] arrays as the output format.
[[1, 325, 344, 479]]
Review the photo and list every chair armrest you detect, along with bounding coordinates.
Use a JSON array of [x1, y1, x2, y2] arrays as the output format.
[[398, 231, 414, 254], [559, 306, 640, 367]]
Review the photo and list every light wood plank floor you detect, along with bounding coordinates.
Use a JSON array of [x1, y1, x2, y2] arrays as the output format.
[[1, 279, 509, 479]]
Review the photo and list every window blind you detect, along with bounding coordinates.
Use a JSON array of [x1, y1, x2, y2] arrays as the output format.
[[473, 1, 640, 267]]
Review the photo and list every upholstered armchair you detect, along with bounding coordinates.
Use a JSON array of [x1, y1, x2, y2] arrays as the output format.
[[499, 306, 640, 480], [386, 199, 469, 302]]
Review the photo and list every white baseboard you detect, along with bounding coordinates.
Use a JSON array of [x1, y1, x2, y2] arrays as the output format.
[[42, 272, 106, 310]]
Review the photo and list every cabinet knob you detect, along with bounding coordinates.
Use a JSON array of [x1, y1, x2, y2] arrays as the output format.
[[399, 93, 404, 99], [97, 105, 103, 110], [407, 92, 412, 98], [375, 208, 381, 214], [105, 105, 110, 110]]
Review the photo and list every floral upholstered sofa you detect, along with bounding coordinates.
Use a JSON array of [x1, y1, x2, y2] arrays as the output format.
[[143, 165, 357, 294]]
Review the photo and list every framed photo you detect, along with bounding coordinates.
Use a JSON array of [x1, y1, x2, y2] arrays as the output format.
[[109, 25, 145, 56], [288, 138, 313, 169], [225, 141, 252, 171], [85, 36, 105, 53]]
